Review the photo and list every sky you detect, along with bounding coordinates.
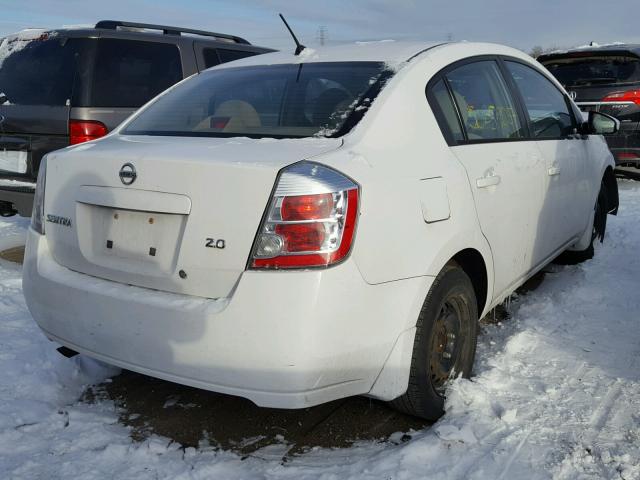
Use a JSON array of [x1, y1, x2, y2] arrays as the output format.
[[0, 0, 638, 54]]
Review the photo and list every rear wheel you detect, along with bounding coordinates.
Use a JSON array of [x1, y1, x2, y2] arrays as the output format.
[[391, 262, 478, 420], [555, 180, 608, 265]]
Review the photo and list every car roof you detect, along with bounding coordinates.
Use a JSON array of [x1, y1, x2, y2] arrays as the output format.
[[212, 41, 537, 71], [538, 43, 640, 61], [1, 22, 265, 49], [214, 40, 447, 68]]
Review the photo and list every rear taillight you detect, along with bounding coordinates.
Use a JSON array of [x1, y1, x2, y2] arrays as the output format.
[[69, 120, 108, 145], [31, 156, 46, 235], [250, 162, 359, 269], [601, 89, 640, 106]]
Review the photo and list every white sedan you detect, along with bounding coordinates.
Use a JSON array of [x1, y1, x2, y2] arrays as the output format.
[[23, 41, 619, 419]]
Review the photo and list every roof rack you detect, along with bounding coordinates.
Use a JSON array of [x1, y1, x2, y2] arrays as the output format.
[[95, 20, 250, 45]]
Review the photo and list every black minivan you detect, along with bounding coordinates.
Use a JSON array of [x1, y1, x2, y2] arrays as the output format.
[[0, 20, 271, 216], [539, 44, 640, 170]]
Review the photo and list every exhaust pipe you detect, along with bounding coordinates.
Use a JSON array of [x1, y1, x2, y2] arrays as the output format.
[[56, 346, 79, 358]]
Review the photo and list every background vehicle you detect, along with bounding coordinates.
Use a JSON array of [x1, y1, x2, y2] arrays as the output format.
[[0, 20, 272, 216], [24, 41, 618, 420], [539, 44, 640, 172]]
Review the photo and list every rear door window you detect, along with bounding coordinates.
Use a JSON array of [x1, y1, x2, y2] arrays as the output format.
[[444, 60, 524, 141], [429, 79, 465, 143], [90, 39, 182, 108], [505, 61, 574, 138], [0, 34, 85, 106]]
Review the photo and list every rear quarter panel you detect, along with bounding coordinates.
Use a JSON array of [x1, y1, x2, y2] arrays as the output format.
[[314, 46, 500, 316]]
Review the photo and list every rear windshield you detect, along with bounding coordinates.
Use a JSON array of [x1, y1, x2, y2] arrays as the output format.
[[123, 62, 392, 139], [541, 53, 640, 87], [0, 33, 82, 106]]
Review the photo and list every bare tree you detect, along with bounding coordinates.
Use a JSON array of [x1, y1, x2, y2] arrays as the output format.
[[530, 45, 544, 58]]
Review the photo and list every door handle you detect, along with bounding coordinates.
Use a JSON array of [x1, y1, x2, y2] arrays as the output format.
[[548, 166, 561, 176], [476, 175, 501, 188]]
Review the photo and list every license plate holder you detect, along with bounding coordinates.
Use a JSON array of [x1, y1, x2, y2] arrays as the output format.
[[76, 204, 186, 276]]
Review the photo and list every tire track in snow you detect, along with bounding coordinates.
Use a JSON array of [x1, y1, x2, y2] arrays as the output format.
[[587, 379, 623, 437], [496, 428, 532, 480], [485, 359, 595, 477], [463, 326, 618, 477]]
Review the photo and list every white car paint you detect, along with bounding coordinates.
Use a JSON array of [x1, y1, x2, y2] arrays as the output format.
[[23, 41, 615, 408]]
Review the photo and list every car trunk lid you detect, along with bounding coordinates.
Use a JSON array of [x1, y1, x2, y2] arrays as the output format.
[[44, 134, 342, 298]]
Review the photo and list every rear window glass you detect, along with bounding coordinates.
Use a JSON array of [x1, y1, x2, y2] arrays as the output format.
[[542, 54, 640, 87], [202, 48, 220, 68], [123, 62, 392, 139], [90, 39, 183, 108], [0, 34, 83, 106], [217, 49, 257, 64], [202, 48, 256, 69]]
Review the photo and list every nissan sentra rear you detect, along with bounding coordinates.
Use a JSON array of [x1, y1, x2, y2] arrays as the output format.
[[23, 52, 429, 409], [25, 41, 615, 420]]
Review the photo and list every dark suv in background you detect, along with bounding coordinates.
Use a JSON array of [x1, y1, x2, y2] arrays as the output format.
[[0, 20, 271, 216], [539, 44, 640, 172]]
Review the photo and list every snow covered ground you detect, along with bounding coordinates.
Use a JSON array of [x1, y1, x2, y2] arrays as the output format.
[[1, 181, 639, 479]]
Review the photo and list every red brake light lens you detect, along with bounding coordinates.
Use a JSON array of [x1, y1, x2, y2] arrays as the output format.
[[69, 120, 108, 145], [275, 223, 326, 252], [281, 193, 334, 221], [250, 163, 359, 269], [601, 89, 640, 106]]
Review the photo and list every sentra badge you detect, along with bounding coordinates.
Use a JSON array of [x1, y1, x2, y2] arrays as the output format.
[[46, 214, 72, 227]]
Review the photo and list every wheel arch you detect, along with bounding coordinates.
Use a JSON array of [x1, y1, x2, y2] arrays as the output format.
[[450, 248, 489, 318], [367, 245, 492, 402], [603, 166, 618, 215]]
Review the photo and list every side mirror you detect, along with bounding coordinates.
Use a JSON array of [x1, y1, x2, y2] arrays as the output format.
[[583, 111, 620, 135]]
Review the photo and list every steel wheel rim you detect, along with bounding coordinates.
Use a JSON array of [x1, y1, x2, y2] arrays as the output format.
[[429, 297, 465, 394]]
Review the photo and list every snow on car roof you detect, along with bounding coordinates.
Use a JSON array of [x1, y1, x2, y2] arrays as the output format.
[[215, 40, 447, 69], [540, 42, 640, 57]]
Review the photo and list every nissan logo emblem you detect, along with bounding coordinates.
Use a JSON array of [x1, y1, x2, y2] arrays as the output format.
[[119, 163, 137, 185]]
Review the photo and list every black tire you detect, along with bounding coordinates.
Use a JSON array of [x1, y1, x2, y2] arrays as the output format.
[[390, 262, 478, 420], [555, 181, 608, 265]]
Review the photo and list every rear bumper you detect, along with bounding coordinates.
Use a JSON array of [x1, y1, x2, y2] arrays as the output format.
[[23, 228, 431, 408], [0, 184, 35, 216]]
